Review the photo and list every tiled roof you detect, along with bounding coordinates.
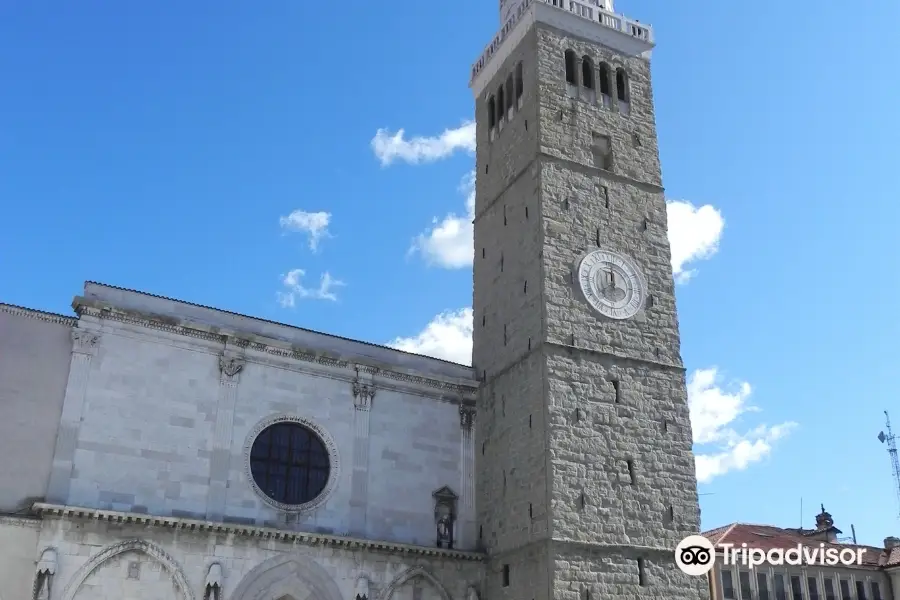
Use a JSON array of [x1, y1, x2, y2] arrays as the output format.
[[703, 523, 889, 569]]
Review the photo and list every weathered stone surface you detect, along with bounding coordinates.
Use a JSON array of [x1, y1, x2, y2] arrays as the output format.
[[472, 17, 705, 600]]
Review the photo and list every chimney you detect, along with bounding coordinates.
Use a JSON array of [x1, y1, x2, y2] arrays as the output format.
[[884, 537, 900, 550]]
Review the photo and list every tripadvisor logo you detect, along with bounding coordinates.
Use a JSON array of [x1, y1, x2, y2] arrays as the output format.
[[675, 535, 867, 576]]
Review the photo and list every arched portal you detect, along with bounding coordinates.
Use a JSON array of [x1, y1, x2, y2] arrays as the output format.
[[229, 554, 343, 600], [379, 567, 451, 600], [61, 539, 193, 600]]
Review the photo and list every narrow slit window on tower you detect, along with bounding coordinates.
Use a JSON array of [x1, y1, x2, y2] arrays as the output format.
[[612, 380, 621, 404], [482, 314, 486, 327], [523, 280, 527, 293], [595, 227, 601, 247], [515, 62, 524, 104], [505, 74, 514, 115], [503, 204, 507, 225], [591, 133, 613, 170], [487, 95, 496, 130], [529, 414, 532, 428], [579, 491, 586, 509], [525, 206, 529, 219], [581, 56, 594, 89], [503, 323, 507, 345], [500, 253, 504, 272], [479, 525, 483, 539], [497, 85, 506, 123], [482, 247, 485, 258], [529, 503, 533, 518], [527, 337, 531, 350], [638, 558, 647, 586], [482, 442, 485, 455], [502, 565, 510, 587], [646, 295, 654, 309], [564, 50, 577, 85], [627, 460, 636, 485], [666, 505, 675, 524], [616, 68, 629, 103]]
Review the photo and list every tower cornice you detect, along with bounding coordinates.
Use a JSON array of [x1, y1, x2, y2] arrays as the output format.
[[470, 0, 654, 97]]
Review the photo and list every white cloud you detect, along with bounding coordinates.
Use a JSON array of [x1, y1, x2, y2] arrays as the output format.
[[276, 269, 344, 306], [688, 368, 796, 483], [279, 210, 332, 252], [408, 172, 476, 269], [667, 201, 724, 283], [371, 121, 476, 166], [388, 308, 473, 365]]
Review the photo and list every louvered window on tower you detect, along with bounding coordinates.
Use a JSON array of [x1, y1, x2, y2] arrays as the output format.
[[487, 96, 497, 140], [616, 68, 630, 115], [515, 62, 524, 108], [598, 63, 612, 108], [505, 74, 514, 119]]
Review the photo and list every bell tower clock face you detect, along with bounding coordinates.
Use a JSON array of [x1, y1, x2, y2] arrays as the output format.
[[577, 249, 646, 320]]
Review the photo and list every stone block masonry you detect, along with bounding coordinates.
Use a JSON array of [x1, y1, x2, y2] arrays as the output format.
[[471, 9, 706, 600]]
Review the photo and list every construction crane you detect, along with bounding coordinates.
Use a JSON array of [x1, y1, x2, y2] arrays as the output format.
[[878, 411, 900, 520]]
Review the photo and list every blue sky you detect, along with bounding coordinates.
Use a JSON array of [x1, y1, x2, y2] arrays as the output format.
[[2, 0, 899, 545]]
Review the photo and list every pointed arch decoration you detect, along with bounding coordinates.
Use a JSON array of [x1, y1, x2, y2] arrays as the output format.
[[378, 566, 452, 600], [229, 554, 342, 600], [60, 539, 194, 600]]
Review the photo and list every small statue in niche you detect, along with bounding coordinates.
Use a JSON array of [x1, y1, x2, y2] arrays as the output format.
[[432, 485, 458, 549], [436, 513, 455, 549]]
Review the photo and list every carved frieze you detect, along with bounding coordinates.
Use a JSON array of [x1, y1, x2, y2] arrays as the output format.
[[459, 405, 476, 430]]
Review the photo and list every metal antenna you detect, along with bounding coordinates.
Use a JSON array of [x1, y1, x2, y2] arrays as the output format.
[[878, 411, 900, 519]]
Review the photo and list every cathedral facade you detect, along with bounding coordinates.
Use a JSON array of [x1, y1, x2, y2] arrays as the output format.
[[0, 1, 707, 599]]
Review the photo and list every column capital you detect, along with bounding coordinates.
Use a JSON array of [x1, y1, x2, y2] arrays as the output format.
[[459, 405, 476, 430], [218, 354, 245, 382], [71, 329, 100, 354]]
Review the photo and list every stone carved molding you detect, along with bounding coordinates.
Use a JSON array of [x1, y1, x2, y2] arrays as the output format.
[[0, 303, 76, 326], [459, 405, 476, 430], [218, 354, 245, 379], [204, 562, 224, 600], [355, 575, 370, 600], [242, 413, 340, 513], [34, 503, 485, 561], [71, 329, 99, 353], [75, 302, 479, 399], [32, 547, 57, 600], [60, 539, 194, 600], [378, 567, 452, 600]]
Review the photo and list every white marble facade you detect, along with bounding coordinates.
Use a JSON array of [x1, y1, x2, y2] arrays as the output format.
[[0, 282, 483, 600]]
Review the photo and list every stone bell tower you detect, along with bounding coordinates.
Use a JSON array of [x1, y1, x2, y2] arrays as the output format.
[[469, 0, 708, 599]]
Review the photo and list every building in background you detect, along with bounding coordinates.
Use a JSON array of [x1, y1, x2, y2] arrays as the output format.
[[704, 507, 900, 600], [0, 0, 705, 597]]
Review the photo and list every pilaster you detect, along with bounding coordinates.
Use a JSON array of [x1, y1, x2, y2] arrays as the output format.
[[205, 350, 245, 521], [46, 328, 100, 503], [459, 404, 476, 549], [349, 367, 375, 536]]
